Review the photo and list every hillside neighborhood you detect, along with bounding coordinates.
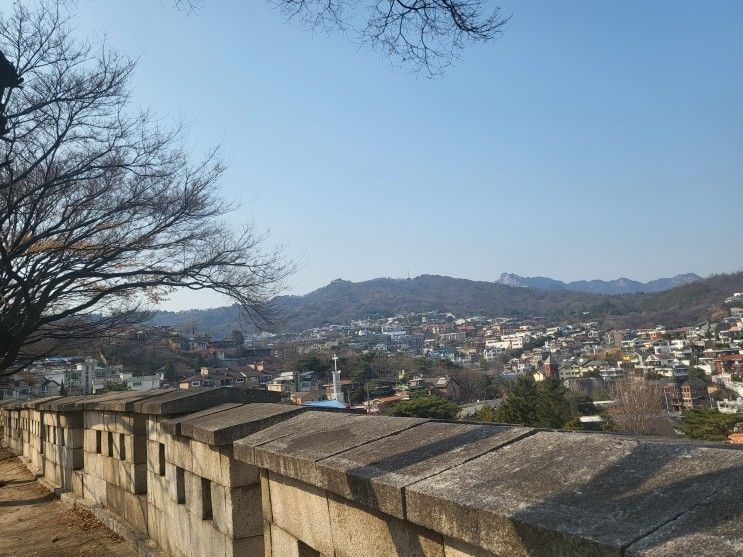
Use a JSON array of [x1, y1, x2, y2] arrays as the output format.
[[6, 289, 743, 442]]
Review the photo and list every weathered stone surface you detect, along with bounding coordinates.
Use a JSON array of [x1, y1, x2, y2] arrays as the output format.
[[147, 468, 169, 511], [443, 537, 497, 557], [260, 469, 272, 523], [190, 438, 225, 483], [82, 471, 107, 505], [210, 482, 262, 539], [327, 490, 445, 557], [236, 411, 426, 487], [318, 422, 532, 519], [19, 396, 62, 409], [38, 395, 89, 412], [268, 523, 300, 557], [228, 535, 264, 557], [625, 474, 743, 556], [179, 403, 304, 446], [134, 387, 248, 416], [106, 482, 149, 532], [164, 431, 193, 471], [268, 471, 334, 556], [160, 403, 244, 437], [406, 432, 743, 557], [188, 508, 227, 557], [77, 389, 177, 412]]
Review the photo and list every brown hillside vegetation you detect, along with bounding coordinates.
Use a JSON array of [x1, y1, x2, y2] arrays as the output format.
[[150, 272, 743, 334]]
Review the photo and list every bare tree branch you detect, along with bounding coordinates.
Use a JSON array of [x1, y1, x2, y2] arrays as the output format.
[[273, 0, 508, 75], [0, 1, 292, 376]]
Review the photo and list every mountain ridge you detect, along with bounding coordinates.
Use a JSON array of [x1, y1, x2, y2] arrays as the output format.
[[149, 272, 743, 338], [496, 272, 702, 294]]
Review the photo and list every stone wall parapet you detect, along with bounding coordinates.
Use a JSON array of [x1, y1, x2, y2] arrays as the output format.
[[1, 390, 742, 557]]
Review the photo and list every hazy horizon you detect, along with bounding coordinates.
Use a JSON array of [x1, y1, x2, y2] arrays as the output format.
[[157, 268, 742, 312], [75, 1, 743, 311]]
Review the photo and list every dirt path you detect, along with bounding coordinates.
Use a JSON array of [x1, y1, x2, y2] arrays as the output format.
[[0, 446, 136, 557]]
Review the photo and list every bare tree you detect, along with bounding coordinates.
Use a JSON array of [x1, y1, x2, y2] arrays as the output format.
[[0, 2, 290, 376], [454, 367, 488, 401], [274, 0, 508, 74], [179, 0, 507, 75], [608, 378, 666, 436]]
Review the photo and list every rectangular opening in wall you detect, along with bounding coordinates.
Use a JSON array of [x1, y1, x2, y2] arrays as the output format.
[[107, 431, 114, 458], [176, 466, 185, 504], [119, 433, 125, 461], [95, 430, 102, 454], [158, 443, 165, 476], [200, 477, 212, 520], [59, 427, 65, 447], [297, 541, 321, 557]]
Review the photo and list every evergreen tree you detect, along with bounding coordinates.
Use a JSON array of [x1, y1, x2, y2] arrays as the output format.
[[163, 362, 177, 383], [495, 375, 539, 426], [535, 378, 573, 428], [496, 375, 578, 428], [476, 404, 499, 423], [679, 410, 740, 442], [386, 396, 460, 420]]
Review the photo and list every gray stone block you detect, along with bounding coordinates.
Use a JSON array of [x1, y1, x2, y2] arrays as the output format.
[[160, 403, 244, 437], [134, 387, 251, 416], [317, 421, 532, 519], [268, 523, 299, 557], [240, 412, 426, 487], [228, 535, 264, 557], [180, 403, 304, 446], [77, 389, 177, 412], [406, 432, 743, 557], [327, 490, 445, 557], [106, 482, 149, 533], [211, 482, 263, 539], [268, 472, 334, 557], [625, 473, 743, 556]]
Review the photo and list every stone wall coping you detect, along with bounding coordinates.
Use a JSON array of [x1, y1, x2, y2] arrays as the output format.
[[403, 430, 743, 556], [234, 412, 429, 488], [19, 396, 62, 410], [132, 386, 247, 416], [178, 403, 305, 446], [76, 388, 178, 412], [225, 408, 743, 556], [1, 400, 23, 410], [159, 402, 244, 437], [6, 395, 743, 555], [37, 395, 90, 412]]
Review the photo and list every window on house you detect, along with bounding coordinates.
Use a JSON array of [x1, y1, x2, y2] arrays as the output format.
[[119, 433, 125, 461], [201, 478, 212, 520], [60, 427, 65, 447], [95, 430, 102, 454], [107, 431, 114, 457], [176, 466, 185, 504], [191, 381, 200, 387], [158, 443, 165, 476]]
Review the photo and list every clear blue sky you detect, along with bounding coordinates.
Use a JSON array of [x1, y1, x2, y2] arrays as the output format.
[[75, 0, 743, 309]]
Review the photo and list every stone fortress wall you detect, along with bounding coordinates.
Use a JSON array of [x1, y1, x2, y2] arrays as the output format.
[[1, 388, 742, 557]]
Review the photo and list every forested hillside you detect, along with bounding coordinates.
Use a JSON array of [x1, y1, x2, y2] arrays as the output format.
[[150, 272, 743, 337]]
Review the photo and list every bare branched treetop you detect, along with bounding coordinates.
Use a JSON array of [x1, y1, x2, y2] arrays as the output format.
[[0, 2, 291, 376], [281, 0, 508, 74], [176, 0, 508, 75]]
